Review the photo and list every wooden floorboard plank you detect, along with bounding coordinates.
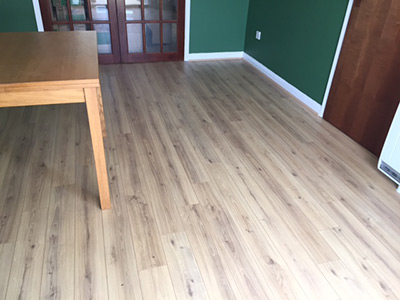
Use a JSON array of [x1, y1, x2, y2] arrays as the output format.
[[161, 231, 209, 300], [318, 260, 376, 300], [320, 228, 399, 299], [1, 60, 400, 299], [0, 108, 35, 244], [6, 106, 58, 300], [0, 243, 14, 299], [139, 266, 176, 300], [40, 185, 76, 300], [179, 204, 246, 300], [101, 123, 143, 300], [74, 104, 108, 299]]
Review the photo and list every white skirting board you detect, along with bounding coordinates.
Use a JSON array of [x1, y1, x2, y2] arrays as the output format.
[[32, 0, 44, 31], [184, 0, 191, 61], [185, 51, 244, 61], [242, 53, 322, 114]]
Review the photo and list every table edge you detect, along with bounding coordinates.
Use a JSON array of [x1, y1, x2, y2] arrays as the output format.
[[0, 79, 100, 92]]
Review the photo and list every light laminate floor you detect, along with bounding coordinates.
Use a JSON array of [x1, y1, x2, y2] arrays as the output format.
[[0, 60, 400, 300]]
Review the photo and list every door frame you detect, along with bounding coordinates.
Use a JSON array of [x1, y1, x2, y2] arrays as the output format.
[[37, 0, 121, 64], [32, 0, 45, 31], [33, 0, 190, 62], [117, 0, 185, 63], [318, 0, 354, 117], [183, 0, 190, 61], [33, 0, 353, 110]]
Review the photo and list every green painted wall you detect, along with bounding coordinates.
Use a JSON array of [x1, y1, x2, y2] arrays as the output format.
[[190, 0, 249, 53], [0, 0, 38, 32], [244, 0, 348, 104]]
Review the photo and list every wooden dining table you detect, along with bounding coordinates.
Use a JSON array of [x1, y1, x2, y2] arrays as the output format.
[[0, 31, 111, 210]]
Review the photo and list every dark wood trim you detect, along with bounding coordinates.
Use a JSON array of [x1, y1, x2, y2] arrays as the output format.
[[99, 53, 116, 64], [39, 0, 121, 64], [116, 0, 129, 63], [38, 0, 53, 31], [107, 0, 122, 63], [52, 20, 111, 24], [141, 0, 146, 54], [142, 23, 147, 54], [117, 0, 185, 63], [121, 52, 183, 63], [39, 0, 185, 63], [160, 0, 163, 53], [176, 0, 185, 60], [125, 19, 178, 24], [86, 0, 94, 30], [159, 0, 163, 20], [66, 0, 73, 30], [160, 23, 164, 53]]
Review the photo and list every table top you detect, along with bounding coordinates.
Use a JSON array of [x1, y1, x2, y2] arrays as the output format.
[[0, 31, 100, 89]]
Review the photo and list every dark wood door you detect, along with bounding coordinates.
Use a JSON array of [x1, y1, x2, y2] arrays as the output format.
[[116, 0, 184, 63], [39, 0, 121, 64], [324, 0, 400, 156]]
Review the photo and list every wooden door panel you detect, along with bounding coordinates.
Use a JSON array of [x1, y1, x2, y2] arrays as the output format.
[[324, 0, 400, 156], [39, 0, 121, 64], [117, 0, 184, 63]]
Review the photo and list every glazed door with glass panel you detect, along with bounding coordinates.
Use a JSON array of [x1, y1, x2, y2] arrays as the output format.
[[39, 0, 120, 64], [117, 0, 184, 62]]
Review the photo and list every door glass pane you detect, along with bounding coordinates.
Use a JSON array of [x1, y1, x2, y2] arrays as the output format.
[[125, 0, 141, 20], [53, 24, 71, 31], [91, 5, 109, 21], [162, 0, 177, 20], [71, 0, 88, 21], [94, 24, 112, 54], [51, 0, 69, 21], [163, 23, 177, 52], [73, 23, 90, 30], [144, 0, 159, 20], [145, 23, 160, 53], [127, 24, 144, 53]]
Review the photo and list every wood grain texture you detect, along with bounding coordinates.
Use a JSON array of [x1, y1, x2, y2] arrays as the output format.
[[116, 0, 185, 63], [38, 0, 122, 64], [0, 243, 14, 299], [40, 185, 76, 300], [84, 87, 111, 210], [0, 32, 99, 88], [0, 89, 85, 108], [74, 104, 109, 299], [324, 0, 400, 156], [139, 266, 176, 300], [161, 232, 209, 300], [96, 87, 107, 137], [0, 32, 110, 210], [7, 106, 58, 300], [1, 60, 400, 299]]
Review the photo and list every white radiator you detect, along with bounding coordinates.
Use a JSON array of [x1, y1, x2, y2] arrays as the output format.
[[378, 103, 400, 193]]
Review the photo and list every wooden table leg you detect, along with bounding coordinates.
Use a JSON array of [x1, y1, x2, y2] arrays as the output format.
[[84, 87, 111, 210], [96, 87, 107, 137]]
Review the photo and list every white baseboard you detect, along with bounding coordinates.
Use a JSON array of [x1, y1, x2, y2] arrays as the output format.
[[184, 0, 191, 61], [186, 51, 244, 61], [32, 0, 44, 32], [243, 53, 322, 114], [319, 0, 354, 117]]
